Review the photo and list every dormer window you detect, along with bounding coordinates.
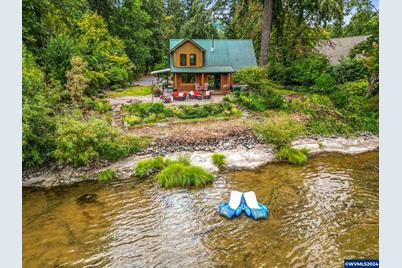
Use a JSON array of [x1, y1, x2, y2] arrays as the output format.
[[180, 54, 187, 66], [190, 54, 196, 66]]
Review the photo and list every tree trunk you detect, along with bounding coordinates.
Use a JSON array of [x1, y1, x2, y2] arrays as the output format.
[[259, 0, 273, 66], [367, 70, 379, 97]]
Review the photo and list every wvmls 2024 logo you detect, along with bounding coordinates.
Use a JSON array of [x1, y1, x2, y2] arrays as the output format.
[[344, 259, 379, 267]]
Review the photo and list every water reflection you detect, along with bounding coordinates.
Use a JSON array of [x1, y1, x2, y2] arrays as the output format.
[[23, 152, 378, 267]]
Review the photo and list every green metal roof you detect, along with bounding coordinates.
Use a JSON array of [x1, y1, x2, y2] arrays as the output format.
[[169, 39, 257, 73]]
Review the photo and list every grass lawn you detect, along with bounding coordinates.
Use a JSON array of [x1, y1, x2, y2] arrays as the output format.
[[107, 85, 153, 97], [272, 88, 299, 95]]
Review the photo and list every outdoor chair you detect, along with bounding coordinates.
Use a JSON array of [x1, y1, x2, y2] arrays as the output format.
[[203, 83, 209, 91], [203, 90, 211, 99], [172, 92, 187, 101], [189, 90, 201, 99]]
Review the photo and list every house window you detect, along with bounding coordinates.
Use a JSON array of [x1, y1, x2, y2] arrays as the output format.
[[180, 54, 187, 66], [190, 54, 196, 66], [182, 73, 195, 84]]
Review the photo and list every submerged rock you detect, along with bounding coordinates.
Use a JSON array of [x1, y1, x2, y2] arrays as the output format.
[[76, 194, 97, 204]]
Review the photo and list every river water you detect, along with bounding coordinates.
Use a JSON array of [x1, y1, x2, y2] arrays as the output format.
[[23, 152, 378, 267]]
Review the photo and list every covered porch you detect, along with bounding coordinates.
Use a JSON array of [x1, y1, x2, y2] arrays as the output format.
[[172, 72, 233, 95]]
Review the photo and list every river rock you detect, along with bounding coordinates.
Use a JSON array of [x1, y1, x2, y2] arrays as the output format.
[[76, 194, 97, 204]]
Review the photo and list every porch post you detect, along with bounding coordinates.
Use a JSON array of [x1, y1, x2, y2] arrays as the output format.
[[201, 73, 204, 85]]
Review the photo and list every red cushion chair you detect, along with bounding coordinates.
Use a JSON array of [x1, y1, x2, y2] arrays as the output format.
[[203, 90, 211, 99], [189, 90, 201, 99], [172, 91, 187, 101]]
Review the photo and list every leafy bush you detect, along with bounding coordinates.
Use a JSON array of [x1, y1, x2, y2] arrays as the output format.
[[22, 46, 59, 168], [267, 62, 288, 83], [134, 156, 167, 177], [338, 79, 368, 96], [122, 102, 174, 125], [156, 162, 215, 188], [124, 115, 142, 126], [252, 114, 305, 146], [53, 116, 148, 167], [175, 103, 241, 119], [211, 153, 226, 167], [288, 54, 330, 86], [312, 73, 336, 94], [330, 90, 350, 108], [283, 98, 312, 114], [83, 97, 112, 112], [97, 168, 116, 182], [224, 91, 283, 111], [331, 57, 368, 84], [234, 66, 270, 92], [276, 145, 309, 165]]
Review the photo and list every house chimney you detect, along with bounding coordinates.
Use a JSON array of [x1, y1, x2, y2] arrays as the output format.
[[211, 38, 214, 52]]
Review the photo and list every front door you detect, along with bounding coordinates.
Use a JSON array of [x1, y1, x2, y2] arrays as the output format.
[[208, 74, 221, 90]]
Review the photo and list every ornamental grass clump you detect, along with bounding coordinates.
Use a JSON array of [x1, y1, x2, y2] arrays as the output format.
[[96, 168, 116, 182], [134, 156, 167, 178], [133, 155, 215, 188], [211, 153, 226, 167], [276, 145, 309, 165], [156, 163, 215, 188]]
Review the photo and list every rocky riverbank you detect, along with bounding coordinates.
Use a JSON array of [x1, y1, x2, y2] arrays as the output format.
[[22, 133, 379, 188]]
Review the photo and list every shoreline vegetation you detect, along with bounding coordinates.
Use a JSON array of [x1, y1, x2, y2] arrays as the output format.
[[22, 132, 378, 188]]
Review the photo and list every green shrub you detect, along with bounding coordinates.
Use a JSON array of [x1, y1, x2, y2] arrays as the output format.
[[363, 95, 379, 113], [331, 57, 368, 84], [306, 114, 353, 135], [96, 168, 116, 182], [338, 79, 368, 96], [82, 97, 112, 112], [122, 102, 174, 124], [53, 116, 148, 167], [124, 115, 142, 126], [267, 62, 288, 83], [224, 91, 283, 111], [276, 145, 309, 165], [288, 54, 330, 86], [211, 153, 226, 167], [330, 90, 350, 108], [312, 73, 336, 94], [156, 163, 215, 188], [175, 103, 240, 119], [223, 93, 238, 103], [252, 114, 305, 146], [122, 102, 173, 117], [134, 156, 167, 177], [93, 99, 112, 112], [284, 98, 312, 114], [234, 66, 270, 92]]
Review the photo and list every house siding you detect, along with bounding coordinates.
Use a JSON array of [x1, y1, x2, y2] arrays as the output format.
[[172, 41, 203, 67]]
